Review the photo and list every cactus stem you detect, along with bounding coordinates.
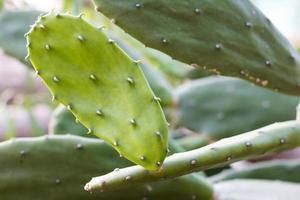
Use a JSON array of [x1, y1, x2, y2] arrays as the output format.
[[85, 121, 300, 192]]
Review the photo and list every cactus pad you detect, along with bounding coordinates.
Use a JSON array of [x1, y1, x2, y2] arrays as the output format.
[[26, 13, 168, 170], [94, 0, 300, 95], [0, 135, 213, 200], [175, 77, 299, 140]]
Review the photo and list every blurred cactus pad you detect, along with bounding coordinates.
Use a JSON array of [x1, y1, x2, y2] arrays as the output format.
[[94, 0, 300, 95]]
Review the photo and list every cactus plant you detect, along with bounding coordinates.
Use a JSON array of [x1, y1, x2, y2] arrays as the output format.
[[93, 0, 300, 95], [85, 120, 300, 191], [175, 76, 299, 140], [26, 13, 169, 170], [0, 10, 40, 64], [0, 135, 213, 200]]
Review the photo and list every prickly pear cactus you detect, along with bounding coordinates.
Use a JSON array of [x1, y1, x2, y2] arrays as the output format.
[[175, 77, 299, 140], [26, 13, 168, 170], [0, 10, 40, 63], [94, 0, 300, 95], [0, 135, 213, 200]]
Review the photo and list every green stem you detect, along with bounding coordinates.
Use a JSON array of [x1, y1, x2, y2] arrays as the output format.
[[85, 120, 300, 192]]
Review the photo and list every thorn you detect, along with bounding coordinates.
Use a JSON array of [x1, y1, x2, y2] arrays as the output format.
[[113, 141, 118, 146], [55, 13, 61, 18], [125, 176, 131, 181], [39, 24, 46, 29], [133, 60, 141, 65], [190, 159, 197, 166], [156, 161, 161, 166], [245, 21, 253, 28], [127, 77, 134, 84], [89, 74, 97, 80], [161, 38, 168, 45], [26, 42, 31, 48], [55, 179, 61, 185], [140, 156, 146, 161], [98, 25, 106, 30], [77, 34, 85, 42], [96, 109, 103, 116], [153, 96, 161, 102], [75, 118, 79, 123], [24, 32, 29, 38], [129, 118, 137, 126], [279, 138, 286, 144], [25, 55, 30, 62], [76, 143, 83, 150], [20, 150, 26, 156], [245, 142, 252, 147], [265, 60, 272, 67], [45, 44, 51, 50], [226, 156, 232, 161], [108, 39, 115, 44], [155, 131, 161, 137], [194, 8, 201, 14], [215, 43, 223, 50], [135, 3, 142, 9], [67, 104, 72, 110], [52, 76, 60, 82], [87, 128, 93, 134], [52, 95, 56, 102], [78, 13, 85, 18]]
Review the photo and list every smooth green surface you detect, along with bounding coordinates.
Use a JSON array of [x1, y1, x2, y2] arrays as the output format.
[[175, 76, 299, 140], [27, 13, 168, 170], [94, 0, 300, 95], [0, 10, 40, 63], [0, 135, 213, 200], [85, 120, 300, 191], [212, 159, 300, 183]]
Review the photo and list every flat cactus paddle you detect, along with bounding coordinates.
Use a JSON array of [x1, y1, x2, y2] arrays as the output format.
[[26, 13, 168, 170], [94, 0, 300, 95]]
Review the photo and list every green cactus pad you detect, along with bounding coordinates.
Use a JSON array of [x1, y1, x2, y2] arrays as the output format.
[[175, 77, 299, 140], [0, 10, 40, 64], [212, 159, 300, 183], [0, 135, 213, 200], [85, 120, 300, 191], [94, 0, 300, 95], [26, 13, 168, 170]]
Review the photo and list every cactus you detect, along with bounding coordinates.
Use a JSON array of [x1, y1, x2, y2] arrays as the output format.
[[0, 10, 40, 64], [85, 120, 300, 191], [175, 76, 299, 140], [0, 135, 213, 200], [26, 13, 168, 170], [211, 159, 300, 183], [93, 0, 300, 95]]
